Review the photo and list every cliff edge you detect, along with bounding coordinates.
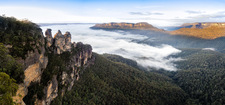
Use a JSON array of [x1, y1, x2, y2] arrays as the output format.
[[11, 28, 94, 105], [91, 22, 165, 32], [170, 22, 225, 39]]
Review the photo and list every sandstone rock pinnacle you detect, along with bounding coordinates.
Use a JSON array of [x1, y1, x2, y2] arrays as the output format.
[[45, 29, 53, 47]]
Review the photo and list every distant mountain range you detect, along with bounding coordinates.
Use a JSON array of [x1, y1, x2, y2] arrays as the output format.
[[92, 22, 225, 39]]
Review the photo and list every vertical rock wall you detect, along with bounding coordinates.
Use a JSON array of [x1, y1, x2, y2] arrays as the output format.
[[13, 32, 48, 105], [13, 28, 93, 105]]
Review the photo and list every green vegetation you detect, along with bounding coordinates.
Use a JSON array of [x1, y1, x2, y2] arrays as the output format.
[[172, 48, 225, 104], [175, 48, 225, 70], [0, 16, 43, 104], [174, 68, 225, 105], [0, 72, 18, 105], [0, 16, 42, 59], [41, 52, 66, 86], [58, 53, 187, 105], [0, 43, 24, 83], [23, 82, 44, 105], [102, 53, 139, 69]]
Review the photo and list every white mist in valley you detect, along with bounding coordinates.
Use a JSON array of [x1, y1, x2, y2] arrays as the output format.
[[41, 24, 181, 71]]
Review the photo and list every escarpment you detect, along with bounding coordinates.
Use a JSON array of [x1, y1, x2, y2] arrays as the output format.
[[170, 22, 225, 39], [91, 22, 165, 32], [12, 28, 93, 105]]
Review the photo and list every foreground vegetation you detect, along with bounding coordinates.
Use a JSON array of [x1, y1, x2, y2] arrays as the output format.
[[0, 16, 42, 104], [0, 16, 42, 59]]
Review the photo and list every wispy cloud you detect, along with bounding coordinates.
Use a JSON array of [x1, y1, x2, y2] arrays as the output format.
[[129, 12, 164, 16], [186, 11, 225, 20], [186, 10, 205, 14], [165, 11, 225, 26], [194, 14, 225, 19], [202, 48, 216, 51], [218, 11, 225, 13]]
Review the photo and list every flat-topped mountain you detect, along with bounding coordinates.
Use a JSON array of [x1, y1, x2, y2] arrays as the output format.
[[91, 22, 165, 32], [170, 22, 225, 39]]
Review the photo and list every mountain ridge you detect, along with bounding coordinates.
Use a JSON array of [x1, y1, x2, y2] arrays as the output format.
[[91, 22, 165, 32], [170, 22, 225, 39]]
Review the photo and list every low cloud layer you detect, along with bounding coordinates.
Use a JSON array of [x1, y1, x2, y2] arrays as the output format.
[[202, 48, 216, 51], [41, 24, 182, 71]]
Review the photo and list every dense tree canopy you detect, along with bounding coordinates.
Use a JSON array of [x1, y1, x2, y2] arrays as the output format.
[[0, 16, 42, 59], [0, 72, 18, 105], [0, 43, 24, 83], [173, 49, 225, 104]]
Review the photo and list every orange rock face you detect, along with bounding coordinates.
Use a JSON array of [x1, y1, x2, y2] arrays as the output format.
[[170, 22, 225, 39]]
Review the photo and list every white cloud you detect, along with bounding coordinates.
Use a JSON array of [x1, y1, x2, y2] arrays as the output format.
[[186, 10, 205, 14], [202, 48, 216, 51]]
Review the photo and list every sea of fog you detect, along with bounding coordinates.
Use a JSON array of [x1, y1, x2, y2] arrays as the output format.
[[41, 24, 182, 71]]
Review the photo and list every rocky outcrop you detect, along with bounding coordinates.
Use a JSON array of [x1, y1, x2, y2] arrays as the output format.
[[45, 29, 53, 47], [64, 32, 72, 50], [44, 75, 58, 105], [13, 31, 48, 105], [53, 30, 72, 54], [170, 22, 225, 39], [13, 28, 93, 105], [39, 29, 92, 105], [91, 22, 165, 32], [46, 29, 72, 54]]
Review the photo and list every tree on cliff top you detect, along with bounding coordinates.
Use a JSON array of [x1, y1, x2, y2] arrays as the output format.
[[0, 43, 24, 83], [0, 15, 42, 59], [0, 72, 18, 105]]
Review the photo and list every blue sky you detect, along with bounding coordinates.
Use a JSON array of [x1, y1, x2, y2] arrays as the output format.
[[1, 0, 225, 26]]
